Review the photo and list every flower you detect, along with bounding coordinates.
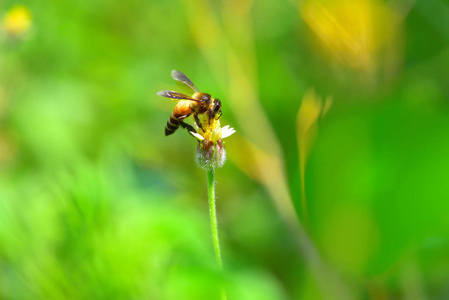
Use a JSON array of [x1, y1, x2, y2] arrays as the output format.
[[190, 118, 235, 170], [190, 123, 236, 142]]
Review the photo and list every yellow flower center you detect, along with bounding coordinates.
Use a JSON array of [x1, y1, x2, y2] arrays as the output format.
[[198, 114, 221, 143]]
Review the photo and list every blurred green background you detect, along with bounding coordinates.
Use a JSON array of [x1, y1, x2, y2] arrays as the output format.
[[0, 0, 448, 299]]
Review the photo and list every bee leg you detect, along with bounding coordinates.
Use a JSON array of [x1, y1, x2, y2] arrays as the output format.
[[217, 110, 223, 120], [179, 120, 197, 134], [194, 113, 204, 131]]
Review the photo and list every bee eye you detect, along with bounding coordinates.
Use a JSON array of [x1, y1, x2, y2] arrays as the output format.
[[214, 100, 221, 112]]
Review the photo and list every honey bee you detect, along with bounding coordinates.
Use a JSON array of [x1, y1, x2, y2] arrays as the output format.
[[157, 70, 222, 136]]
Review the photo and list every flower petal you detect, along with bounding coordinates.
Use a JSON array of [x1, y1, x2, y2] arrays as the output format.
[[221, 126, 236, 139], [210, 126, 221, 143], [190, 131, 204, 141]]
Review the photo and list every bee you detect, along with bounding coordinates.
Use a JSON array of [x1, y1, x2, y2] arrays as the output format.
[[157, 70, 222, 136]]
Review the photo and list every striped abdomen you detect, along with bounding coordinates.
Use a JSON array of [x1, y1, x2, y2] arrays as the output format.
[[165, 101, 195, 136], [165, 112, 182, 136]]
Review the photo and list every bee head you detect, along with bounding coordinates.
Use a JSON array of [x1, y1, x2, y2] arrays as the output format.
[[198, 93, 212, 103]]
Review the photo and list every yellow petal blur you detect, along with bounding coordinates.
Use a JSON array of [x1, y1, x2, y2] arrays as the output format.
[[2, 5, 32, 38], [301, 0, 400, 73]]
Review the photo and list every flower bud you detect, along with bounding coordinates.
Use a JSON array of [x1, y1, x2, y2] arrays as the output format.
[[189, 116, 235, 170], [196, 138, 226, 170]]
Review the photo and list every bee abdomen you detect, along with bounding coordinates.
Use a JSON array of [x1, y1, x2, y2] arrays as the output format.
[[165, 113, 180, 136]]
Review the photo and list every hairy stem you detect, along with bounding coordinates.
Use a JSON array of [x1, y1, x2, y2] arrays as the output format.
[[207, 168, 226, 300], [207, 168, 223, 267]]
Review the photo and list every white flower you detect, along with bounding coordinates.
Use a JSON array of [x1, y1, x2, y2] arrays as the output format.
[[189, 121, 235, 142], [189, 120, 235, 170]]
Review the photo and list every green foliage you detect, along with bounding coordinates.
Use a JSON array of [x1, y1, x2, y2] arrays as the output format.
[[0, 0, 448, 299]]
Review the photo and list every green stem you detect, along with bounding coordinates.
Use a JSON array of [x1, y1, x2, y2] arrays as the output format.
[[207, 168, 223, 268], [207, 168, 227, 300]]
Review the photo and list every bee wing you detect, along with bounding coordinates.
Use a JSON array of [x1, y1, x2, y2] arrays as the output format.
[[171, 70, 200, 93], [157, 90, 199, 101]]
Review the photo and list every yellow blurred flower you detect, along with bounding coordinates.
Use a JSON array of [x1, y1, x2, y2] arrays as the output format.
[[2, 5, 32, 38], [301, 0, 399, 72]]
